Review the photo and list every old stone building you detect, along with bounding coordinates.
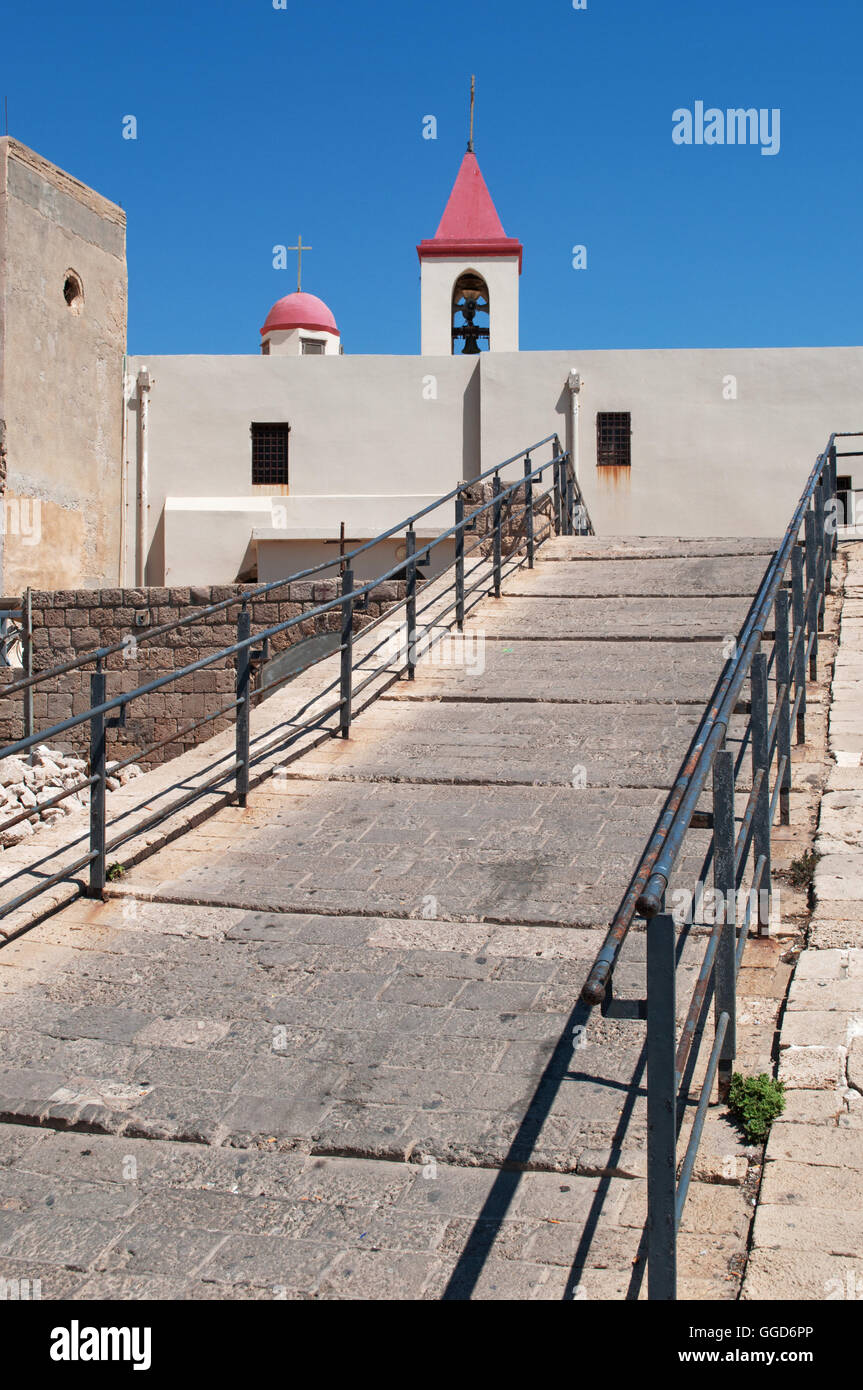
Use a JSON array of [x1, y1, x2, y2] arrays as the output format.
[[0, 138, 126, 594]]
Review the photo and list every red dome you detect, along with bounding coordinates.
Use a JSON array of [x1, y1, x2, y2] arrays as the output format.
[[260, 291, 339, 337]]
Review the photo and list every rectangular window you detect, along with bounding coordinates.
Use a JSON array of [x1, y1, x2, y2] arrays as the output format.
[[596, 412, 632, 468], [301, 339, 325, 355], [251, 423, 290, 486]]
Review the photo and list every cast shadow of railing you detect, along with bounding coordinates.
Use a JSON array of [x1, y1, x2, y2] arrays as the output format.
[[442, 922, 704, 1301]]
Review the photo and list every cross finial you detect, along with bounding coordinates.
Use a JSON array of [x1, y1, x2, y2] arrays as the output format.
[[288, 235, 312, 292], [467, 75, 475, 153]]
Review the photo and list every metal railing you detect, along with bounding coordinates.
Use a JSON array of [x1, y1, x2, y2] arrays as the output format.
[[0, 592, 33, 735], [0, 435, 592, 927], [580, 431, 849, 1299]]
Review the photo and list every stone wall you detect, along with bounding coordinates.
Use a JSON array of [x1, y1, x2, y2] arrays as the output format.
[[0, 578, 403, 766], [0, 137, 127, 593], [461, 477, 555, 556]]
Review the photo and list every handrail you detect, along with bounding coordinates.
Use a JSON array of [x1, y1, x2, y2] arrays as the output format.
[[0, 447, 582, 763], [1, 434, 567, 700], [580, 430, 839, 1300], [0, 431, 593, 920], [581, 435, 836, 1007]]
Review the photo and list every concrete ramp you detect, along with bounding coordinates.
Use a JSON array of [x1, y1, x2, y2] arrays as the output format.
[[0, 536, 778, 1300]]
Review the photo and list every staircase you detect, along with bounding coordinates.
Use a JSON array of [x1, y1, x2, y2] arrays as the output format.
[[0, 533, 781, 1300]]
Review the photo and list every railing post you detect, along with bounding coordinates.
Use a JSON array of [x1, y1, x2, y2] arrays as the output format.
[[235, 605, 251, 807], [814, 481, 826, 632], [713, 749, 737, 1100], [405, 528, 417, 680], [492, 473, 502, 598], [775, 587, 792, 826], [523, 453, 534, 568], [804, 507, 818, 681], [751, 650, 772, 935], [88, 665, 107, 899], [339, 566, 354, 736], [825, 447, 836, 582], [791, 543, 806, 745], [553, 457, 562, 536], [565, 463, 575, 536], [336, 567, 352, 739], [829, 443, 839, 560], [22, 588, 33, 740], [455, 491, 465, 631], [647, 912, 677, 1301]]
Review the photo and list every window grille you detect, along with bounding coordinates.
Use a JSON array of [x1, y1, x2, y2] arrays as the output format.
[[596, 412, 632, 468], [251, 423, 290, 485]]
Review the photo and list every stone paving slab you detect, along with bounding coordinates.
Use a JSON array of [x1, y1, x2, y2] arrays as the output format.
[[476, 595, 752, 641], [503, 554, 770, 598], [0, 533, 782, 1299], [0, 898, 714, 1169], [0, 1123, 669, 1301], [280, 700, 707, 789], [382, 639, 728, 705], [120, 782, 712, 928], [0, 909, 747, 1303], [540, 537, 779, 562]]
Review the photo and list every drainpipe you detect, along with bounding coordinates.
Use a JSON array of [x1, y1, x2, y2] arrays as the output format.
[[135, 366, 151, 586], [566, 369, 582, 486]]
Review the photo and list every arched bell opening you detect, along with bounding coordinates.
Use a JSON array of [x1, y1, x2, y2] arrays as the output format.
[[451, 271, 490, 355]]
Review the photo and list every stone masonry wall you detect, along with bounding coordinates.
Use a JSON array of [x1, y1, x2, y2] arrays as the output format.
[[0, 578, 403, 767], [461, 478, 555, 556]]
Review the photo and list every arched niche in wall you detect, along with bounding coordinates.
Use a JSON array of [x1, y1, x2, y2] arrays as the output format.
[[451, 270, 489, 355]]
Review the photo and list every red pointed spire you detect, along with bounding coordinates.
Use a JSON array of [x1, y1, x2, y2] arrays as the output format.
[[418, 152, 523, 272]]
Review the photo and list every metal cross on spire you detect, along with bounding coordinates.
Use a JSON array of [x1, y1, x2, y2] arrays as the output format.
[[467, 75, 476, 153], [288, 235, 312, 292]]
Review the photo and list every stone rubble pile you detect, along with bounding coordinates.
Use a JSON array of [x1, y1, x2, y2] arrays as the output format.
[[0, 745, 142, 849]]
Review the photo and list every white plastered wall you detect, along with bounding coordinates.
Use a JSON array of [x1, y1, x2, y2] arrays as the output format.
[[478, 347, 863, 537], [123, 353, 481, 585], [125, 344, 863, 586]]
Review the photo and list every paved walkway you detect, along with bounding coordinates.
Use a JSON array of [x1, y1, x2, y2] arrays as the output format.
[[743, 541, 863, 1301], [0, 534, 821, 1300]]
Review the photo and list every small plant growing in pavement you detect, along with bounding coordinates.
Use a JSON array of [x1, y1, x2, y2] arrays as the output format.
[[788, 849, 820, 889], [106, 862, 126, 881], [728, 1072, 785, 1143]]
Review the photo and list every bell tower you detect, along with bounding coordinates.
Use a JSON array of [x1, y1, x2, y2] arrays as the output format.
[[417, 92, 522, 357]]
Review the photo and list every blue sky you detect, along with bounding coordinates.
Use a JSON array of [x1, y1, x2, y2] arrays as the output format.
[[3, 0, 861, 355]]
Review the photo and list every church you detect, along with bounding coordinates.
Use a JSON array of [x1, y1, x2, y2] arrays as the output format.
[[0, 129, 860, 594]]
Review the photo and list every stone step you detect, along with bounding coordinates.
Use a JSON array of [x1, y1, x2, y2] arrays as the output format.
[[277, 699, 706, 790], [502, 554, 770, 598], [474, 595, 753, 641], [541, 536, 779, 563]]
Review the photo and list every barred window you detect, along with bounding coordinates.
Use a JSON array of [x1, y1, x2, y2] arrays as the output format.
[[596, 412, 631, 468], [251, 423, 290, 486]]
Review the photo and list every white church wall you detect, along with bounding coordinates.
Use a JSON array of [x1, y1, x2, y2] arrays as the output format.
[[479, 347, 863, 536], [125, 343, 863, 587], [124, 353, 480, 584]]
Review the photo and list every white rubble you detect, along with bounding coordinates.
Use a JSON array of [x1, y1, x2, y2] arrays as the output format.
[[0, 746, 142, 849]]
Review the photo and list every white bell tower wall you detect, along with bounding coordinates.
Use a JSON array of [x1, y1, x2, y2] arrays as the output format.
[[420, 254, 520, 356]]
